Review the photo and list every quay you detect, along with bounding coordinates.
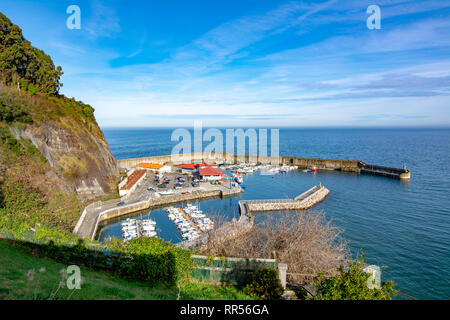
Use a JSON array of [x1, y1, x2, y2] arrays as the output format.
[[74, 184, 241, 240]]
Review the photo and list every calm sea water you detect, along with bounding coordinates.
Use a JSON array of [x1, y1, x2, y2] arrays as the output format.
[[98, 128, 450, 300]]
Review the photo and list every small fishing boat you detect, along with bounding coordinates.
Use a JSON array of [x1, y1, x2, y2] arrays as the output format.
[[159, 189, 175, 196]]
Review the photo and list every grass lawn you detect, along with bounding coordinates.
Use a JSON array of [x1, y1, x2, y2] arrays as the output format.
[[0, 240, 253, 300]]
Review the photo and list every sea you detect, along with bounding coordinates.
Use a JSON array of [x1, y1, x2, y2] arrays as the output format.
[[97, 127, 450, 300]]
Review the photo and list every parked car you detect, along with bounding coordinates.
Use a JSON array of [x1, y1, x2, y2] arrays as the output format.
[[192, 182, 199, 187], [117, 201, 125, 206], [147, 187, 156, 191]]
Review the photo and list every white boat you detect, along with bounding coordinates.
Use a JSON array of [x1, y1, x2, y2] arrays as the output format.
[[159, 190, 175, 196], [142, 231, 157, 237]]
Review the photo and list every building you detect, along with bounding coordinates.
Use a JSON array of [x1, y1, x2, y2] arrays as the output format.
[[181, 164, 197, 173], [181, 162, 218, 174], [136, 163, 171, 173], [198, 167, 224, 181], [119, 169, 146, 197]]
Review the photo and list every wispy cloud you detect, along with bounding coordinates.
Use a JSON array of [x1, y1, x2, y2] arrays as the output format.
[[84, 1, 121, 38]]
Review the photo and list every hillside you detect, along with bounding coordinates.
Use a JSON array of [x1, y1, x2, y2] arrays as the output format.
[[0, 12, 120, 231]]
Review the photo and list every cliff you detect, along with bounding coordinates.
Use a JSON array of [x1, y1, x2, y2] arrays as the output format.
[[0, 12, 119, 230]]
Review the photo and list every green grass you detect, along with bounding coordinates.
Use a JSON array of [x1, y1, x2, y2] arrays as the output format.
[[0, 240, 253, 300]]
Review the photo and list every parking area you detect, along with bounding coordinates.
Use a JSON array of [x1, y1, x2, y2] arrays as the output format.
[[125, 170, 233, 203]]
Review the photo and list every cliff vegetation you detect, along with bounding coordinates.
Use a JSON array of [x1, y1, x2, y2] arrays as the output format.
[[0, 12, 119, 233]]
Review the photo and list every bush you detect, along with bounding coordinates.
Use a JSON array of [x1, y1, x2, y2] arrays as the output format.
[[244, 267, 284, 300], [105, 237, 194, 287], [310, 252, 396, 300], [0, 92, 33, 124], [198, 211, 348, 284]]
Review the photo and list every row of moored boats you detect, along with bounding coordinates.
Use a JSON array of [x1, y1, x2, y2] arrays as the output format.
[[166, 204, 214, 241], [222, 163, 299, 174], [121, 218, 157, 240]]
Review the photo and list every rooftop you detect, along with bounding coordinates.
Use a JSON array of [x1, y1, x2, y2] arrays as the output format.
[[136, 163, 165, 169], [198, 167, 224, 176]]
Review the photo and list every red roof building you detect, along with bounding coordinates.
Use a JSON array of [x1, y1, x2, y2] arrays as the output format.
[[198, 167, 223, 178], [120, 169, 146, 191], [181, 164, 197, 170]]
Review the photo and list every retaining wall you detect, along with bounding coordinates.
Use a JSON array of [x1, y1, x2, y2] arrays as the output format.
[[190, 255, 284, 286]]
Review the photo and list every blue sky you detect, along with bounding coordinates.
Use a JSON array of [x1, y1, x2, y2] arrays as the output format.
[[1, 0, 450, 127]]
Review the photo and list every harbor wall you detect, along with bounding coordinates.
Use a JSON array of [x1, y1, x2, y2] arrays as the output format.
[[117, 152, 410, 179], [117, 152, 360, 171]]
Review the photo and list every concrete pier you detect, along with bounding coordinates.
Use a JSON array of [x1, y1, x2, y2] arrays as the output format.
[[239, 185, 330, 214]]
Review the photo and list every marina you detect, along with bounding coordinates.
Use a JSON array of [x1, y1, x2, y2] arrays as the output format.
[[120, 217, 157, 240], [166, 204, 215, 241]]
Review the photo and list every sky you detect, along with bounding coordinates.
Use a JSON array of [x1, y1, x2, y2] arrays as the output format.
[[1, 0, 450, 128]]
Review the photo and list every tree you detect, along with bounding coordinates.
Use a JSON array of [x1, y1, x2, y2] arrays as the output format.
[[0, 12, 63, 95]]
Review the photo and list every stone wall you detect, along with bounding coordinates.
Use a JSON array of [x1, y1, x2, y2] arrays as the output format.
[[117, 152, 361, 171], [245, 187, 330, 212]]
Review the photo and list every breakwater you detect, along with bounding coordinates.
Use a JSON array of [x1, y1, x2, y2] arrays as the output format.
[[241, 185, 330, 213], [117, 152, 410, 180]]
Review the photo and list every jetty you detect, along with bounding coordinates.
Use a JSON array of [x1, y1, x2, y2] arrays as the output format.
[[178, 207, 203, 234], [239, 184, 329, 214]]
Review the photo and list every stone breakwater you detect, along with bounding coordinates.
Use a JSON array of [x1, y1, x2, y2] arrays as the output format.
[[244, 186, 330, 213]]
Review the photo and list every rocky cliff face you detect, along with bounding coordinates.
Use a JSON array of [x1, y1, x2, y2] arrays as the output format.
[[0, 12, 119, 231], [10, 120, 119, 200]]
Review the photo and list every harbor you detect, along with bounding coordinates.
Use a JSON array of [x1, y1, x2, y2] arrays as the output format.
[[96, 128, 449, 300], [74, 153, 413, 242]]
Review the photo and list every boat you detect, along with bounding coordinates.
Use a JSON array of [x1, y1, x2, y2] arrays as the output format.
[[159, 189, 175, 196]]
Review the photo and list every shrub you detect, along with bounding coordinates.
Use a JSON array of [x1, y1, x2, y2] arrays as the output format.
[[310, 252, 396, 300], [106, 237, 194, 287], [244, 267, 284, 300], [0, 92, 33, 124], [198, 211, 348, 283]]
